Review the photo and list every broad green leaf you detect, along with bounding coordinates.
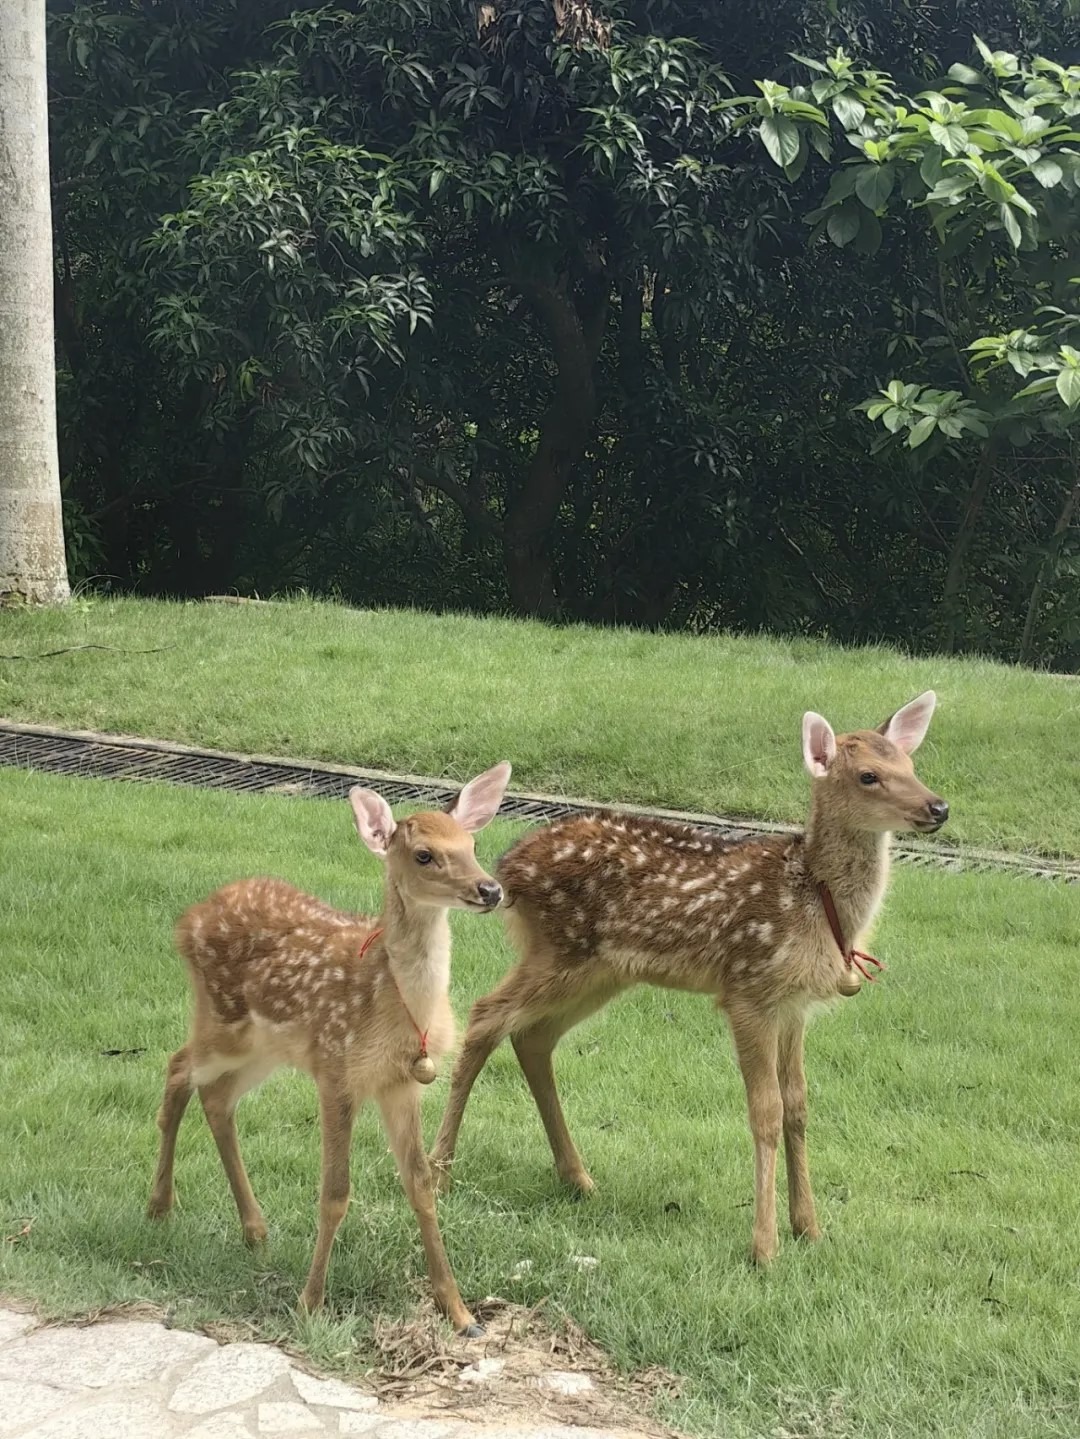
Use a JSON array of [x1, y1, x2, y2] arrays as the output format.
[[821, 168, 858, 206], [854, 164, 895, 211], [978, 163, 1014, 203], [965, 108, 1024, 141], [1031, 158, 1063, 188], [1000, 203, 1022, 247], [926, 173, 972, 205], [826, 205, 860, 246], [907, 414, 938, 447], [791, 53, 829, 74], [851, 209, 883, 254], [1056, 368, 1080, 407], [832, 93, 866, 130], [948, 63, 983, 86], [809, 126, 832, 161], [919, 147, 946, 187], [783, 139, 809, 183], [1013, 375, 1060, 400], [929, 121, 968, 156], [760, 114, 800, 169]]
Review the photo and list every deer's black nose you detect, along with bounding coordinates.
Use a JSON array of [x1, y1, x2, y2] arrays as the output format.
[[927, 798, 949, 825], [476, 880, 503, 908]]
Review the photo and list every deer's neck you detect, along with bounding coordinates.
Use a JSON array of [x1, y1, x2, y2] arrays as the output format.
[[379, 882, 451, 1029], [803, 802, 891, 945]]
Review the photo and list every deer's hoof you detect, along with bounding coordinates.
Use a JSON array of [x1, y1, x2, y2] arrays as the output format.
[[750, 1239, 778, 1267], [793, 1220, 823, 1243], [561, 1169, 596, 1197], [244, 1219, 269, 1246], [146, 1192, 174, 1221], [458, 1322, 485, 1339]]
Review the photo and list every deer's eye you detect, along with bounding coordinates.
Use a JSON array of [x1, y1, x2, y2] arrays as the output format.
[[414, 849, 433, 866], [859, 771, 879, 787]]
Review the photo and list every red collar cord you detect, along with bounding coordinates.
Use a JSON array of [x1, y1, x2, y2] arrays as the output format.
[[818, 885, 885, 982], [358, 927, 429, 1057]]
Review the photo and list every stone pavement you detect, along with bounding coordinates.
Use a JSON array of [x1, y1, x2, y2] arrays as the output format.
[[0, 1307, 640, 1439]]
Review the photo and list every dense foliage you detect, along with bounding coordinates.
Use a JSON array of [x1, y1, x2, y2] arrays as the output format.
[[46, 0, 1080, 664]]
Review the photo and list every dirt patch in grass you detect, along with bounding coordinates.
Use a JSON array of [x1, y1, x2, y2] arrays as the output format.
[[367, 1295, 684, 1435]]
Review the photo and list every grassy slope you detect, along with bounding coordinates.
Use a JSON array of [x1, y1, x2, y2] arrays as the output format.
[[1, 597, 1078, 857], [2, 769, 1078, 1438]]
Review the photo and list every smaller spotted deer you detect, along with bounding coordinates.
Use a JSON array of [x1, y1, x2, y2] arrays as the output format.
[[147, 762, 511, 1335], [431, 695, 946, 1265]]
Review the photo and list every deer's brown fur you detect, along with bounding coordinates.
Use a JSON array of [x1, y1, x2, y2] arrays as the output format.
[[148, 763, 511, 1335], [430, 696, 946, 1264]]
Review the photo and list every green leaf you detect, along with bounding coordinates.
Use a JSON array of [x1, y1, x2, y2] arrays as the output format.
[[948, 63, 984, 86], [926, 173, 972, 205], [826, 205, 860, 246], [832, 93, 865, 130], [979, 164, 1015, 203], [851, 209, 883, 254], [929, 121, 968, 156], [907, 414, 938, 447], [791, 53, 830, 73], [1030, 157, 1063, 188], [809, 126, 832, 161], [854, 164, 895, 211], [918, 147, 945, 187], [1056, 368, 1080, 407], [1013, 375, 1060, 400], [760, 115, 800, 169], [821, 169, 858, 206], [1000, 203, 1021, 247], [783, 139, 809, 183]]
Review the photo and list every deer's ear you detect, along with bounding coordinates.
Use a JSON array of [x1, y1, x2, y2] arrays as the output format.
[[349, 788, 396, 857], [879, 691, 936, 754], [802, 712, 836, 779], [447, 761, 512, 832]]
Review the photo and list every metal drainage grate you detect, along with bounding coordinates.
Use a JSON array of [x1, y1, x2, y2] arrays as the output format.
[[0, 719, 1076, 885]]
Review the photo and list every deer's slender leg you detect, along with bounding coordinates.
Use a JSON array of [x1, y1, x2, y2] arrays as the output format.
[[147, 1045, 194, 1219], [728, 1006, 782, 1265], [199, 1066, 269, 1245], [378, 1083, 480, 1336], [299, 1076, 356, 1312], [511, 983, 621, 1193], [429, 960, 549, 1188], [431, 957, 619, 1194], [778, 1015, 821, 1242]]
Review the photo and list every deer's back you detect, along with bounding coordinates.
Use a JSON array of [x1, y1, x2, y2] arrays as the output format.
[[176, 878, 374, 1024], [499, 814, 819, 997]]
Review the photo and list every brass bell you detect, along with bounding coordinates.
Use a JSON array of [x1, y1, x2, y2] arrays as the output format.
[[837, 967, 861, 998], [411, 1055, 437, 1084]]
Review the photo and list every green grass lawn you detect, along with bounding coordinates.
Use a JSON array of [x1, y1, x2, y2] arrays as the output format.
[[1, 596, 1078, 857], [2, 768, 1078, 1438]]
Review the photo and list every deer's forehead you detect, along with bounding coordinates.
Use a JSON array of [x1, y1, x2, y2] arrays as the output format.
[[837, 731, 904, 765], [401, 812, 473, 848]]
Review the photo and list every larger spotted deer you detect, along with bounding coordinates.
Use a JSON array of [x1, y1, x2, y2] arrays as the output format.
[[148, 762, 511, 1336], [431, 696, 946, 1264]]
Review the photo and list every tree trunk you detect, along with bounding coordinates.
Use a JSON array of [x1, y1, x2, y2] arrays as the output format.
[[503, 271, 608, 616], [0, 0, 69, 604], [1018, 469, 1080, 666]]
